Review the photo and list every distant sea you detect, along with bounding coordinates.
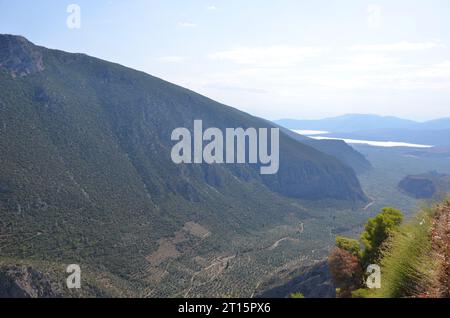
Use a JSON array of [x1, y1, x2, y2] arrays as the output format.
[[293, 130, 433, 148]]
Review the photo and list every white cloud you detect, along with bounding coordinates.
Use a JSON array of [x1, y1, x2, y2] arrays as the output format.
[[178, 21, 196, 28], [172, 41, 450, 120], [157, 56, 187, 63], [325, 54, 401, 72], [207, 5, 217, 10], [209, 46, 324, 67], [200, 44, 450, 100], [367, 4, 382, 30], [349, 41, 445, 52]]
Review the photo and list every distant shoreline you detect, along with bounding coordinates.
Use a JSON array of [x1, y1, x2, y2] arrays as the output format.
[[292, 130, 433, 148]]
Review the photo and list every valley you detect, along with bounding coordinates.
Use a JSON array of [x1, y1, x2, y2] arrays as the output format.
[[0, 34, 449, 298], [0, 134, 446, 298], [246, 144, 450, 298], [0, 34, 365, 298]]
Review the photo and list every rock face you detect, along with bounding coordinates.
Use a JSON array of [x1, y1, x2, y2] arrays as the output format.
[[0, 266, 60, 298], [399, 171, 450, 199], [399, 176, 437, 199], [256, 262, 336, 298], [0, 35, 44, 77]]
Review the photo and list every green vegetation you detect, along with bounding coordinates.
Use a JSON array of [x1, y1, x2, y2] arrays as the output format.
[[329, 199, 449, 298], [0, 34, 368, 297], [373, 210, 434, 297], [1, 34, 449, 298], [335, 236, 361, 257], [372, 200, 449, 298], [290, 292, 305, 298], [328, 207, 404, 297], [360, 207, 403, 266]]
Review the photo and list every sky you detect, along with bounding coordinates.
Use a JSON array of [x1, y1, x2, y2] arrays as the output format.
[[1, 0, 450, 121]]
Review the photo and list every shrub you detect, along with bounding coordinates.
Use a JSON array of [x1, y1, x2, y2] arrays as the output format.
[[327, 248, 363, 298]]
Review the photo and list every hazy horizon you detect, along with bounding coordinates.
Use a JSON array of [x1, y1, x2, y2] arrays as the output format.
[[275, 113, 450, 122], [2, 0, 450, 121]]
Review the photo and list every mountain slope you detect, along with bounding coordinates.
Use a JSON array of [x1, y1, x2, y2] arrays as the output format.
[[277, 127, 372, 174], [0, 34, 366, 297]]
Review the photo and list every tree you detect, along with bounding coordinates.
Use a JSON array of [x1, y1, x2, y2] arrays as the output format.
[[328, 207, 404, 298], [336, 236, 361, 257], [327, 247, 364, 298], [360, 207, 403, 265]]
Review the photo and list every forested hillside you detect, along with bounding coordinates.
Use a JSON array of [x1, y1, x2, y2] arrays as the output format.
[[0, 34, 367, 297]]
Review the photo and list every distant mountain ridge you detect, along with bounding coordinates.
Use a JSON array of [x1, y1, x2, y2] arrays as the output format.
[[276, 114, 450, 147], [276, 114, 450, 132]]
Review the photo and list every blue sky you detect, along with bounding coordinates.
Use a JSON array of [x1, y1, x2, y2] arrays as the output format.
[[1, 0, 450, 120]]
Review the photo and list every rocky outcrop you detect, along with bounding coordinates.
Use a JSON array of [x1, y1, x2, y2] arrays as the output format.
[[0, 266, 60, 298], [399, 171, 450, 199], [399, 176, 436, 199], [256, 262, 336, 298], [0, 35, 44, 77]]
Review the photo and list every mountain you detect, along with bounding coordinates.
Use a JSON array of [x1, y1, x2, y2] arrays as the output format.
[[276, 127, 372, 174], [276, 114, 450, 132], [398, 171, 450, 199], [275, 114, 421, 132], [418, 118, 450, 130], [276, 114, 450, 148], [0, 35, 367, 297]]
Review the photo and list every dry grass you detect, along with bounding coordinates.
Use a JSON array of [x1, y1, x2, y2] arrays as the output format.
[[373, 199, 450, 298]]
